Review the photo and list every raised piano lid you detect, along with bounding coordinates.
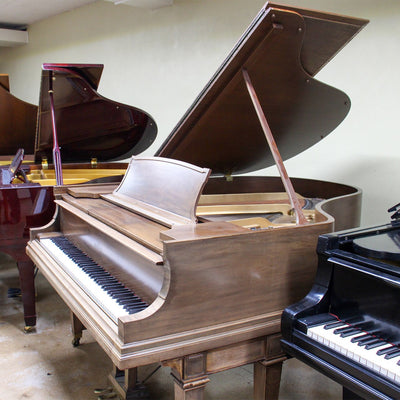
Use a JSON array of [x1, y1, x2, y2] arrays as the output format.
[[34, 63, 157, 163], [156, 2, 368, 176], [0, 74, 37, 156]]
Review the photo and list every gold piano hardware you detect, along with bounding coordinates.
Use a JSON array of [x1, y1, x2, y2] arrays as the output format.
[[41, 157, 48, 170], [24, 165, 126, 186]]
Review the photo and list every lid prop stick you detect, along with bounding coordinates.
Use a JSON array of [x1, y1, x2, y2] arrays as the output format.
[[242, 68, 307, 225], [48, 70, 63, 186]]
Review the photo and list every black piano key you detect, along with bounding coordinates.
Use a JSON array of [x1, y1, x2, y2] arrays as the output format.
[[357, 336, 380, 346], [101, 285, 122, 292], [377, 346, 397, 356], [114, 292, 140, 301], [333, 326, 354, 334], [358, 338, 382, 347], [110, 291, 136, 299], [385, 350, 400, 360], [124, 304, 147, 312], [110, 289, 132, 296], [340, 329, 361, 338], [324, 321, 346, 330], [365, 340, 386, 350], [121, 302, 146, 310], [119, 298, 144, 306], [351, 334, 371, 343], [97, 278, 120, 285]]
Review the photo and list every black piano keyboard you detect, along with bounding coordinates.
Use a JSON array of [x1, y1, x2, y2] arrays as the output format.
[[50, 236, 148, 314]]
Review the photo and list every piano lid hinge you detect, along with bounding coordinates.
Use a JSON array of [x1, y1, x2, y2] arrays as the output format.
[[91, 158, 98, 168], [41, 157, 48, 170], [224, 173, 233, 182]]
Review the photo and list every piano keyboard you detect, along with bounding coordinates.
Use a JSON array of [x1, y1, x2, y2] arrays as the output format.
[[304, 314, 400, 385], [40, 236, 147, 323]]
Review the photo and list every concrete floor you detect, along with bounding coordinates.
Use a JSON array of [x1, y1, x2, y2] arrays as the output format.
[[0, 252, 342, 400]]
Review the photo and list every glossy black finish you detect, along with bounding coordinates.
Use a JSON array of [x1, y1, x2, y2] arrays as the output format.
[[281, 221, 400, 400]]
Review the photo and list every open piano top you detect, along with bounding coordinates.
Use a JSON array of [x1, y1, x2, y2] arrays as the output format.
[[0, 63, 157, 185], [27, 2, 368, 398], [0, 64, 157, 330]]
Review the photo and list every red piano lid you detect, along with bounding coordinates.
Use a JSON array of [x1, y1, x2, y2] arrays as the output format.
[[35, 63, 157, 163], [156, 3, 368, 176]]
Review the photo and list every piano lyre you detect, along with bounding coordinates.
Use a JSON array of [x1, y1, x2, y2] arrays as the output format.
[[27, 3, 367, 399], [0, 64, 156, 330]]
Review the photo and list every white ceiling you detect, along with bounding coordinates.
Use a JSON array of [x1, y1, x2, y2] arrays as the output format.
[[0, 0, 173, 27], [0, 0, 97, 27]]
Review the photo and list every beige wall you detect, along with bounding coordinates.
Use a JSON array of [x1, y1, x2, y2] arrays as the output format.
[[0, 0, 399, 227]]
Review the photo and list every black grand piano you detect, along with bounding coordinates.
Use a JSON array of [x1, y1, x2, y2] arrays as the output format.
[[281, 205, 400, 400], [0, 64, 156, 331]]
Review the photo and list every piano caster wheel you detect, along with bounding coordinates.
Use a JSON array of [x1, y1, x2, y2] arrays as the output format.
[[72, 336, 81, 347], [24, 325, 35, 334]]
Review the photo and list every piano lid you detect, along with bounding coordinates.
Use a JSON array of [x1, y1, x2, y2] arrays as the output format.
[[0, 74, 37, 156], [353, 229, 400, 262], [35, 63, 157, 163], [156, 3, 368, 176]]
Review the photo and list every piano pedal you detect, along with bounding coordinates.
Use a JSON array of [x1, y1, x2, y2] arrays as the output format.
[[7, 287, 21, 298], [94, 387, 117, 399]]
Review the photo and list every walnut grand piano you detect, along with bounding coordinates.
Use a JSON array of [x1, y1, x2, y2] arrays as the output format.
[[26, 3, 367, 399], [0, 64, 156, 330]]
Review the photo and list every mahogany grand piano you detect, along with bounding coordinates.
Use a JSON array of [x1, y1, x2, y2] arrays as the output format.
[[0, 64, 156, 330], [27, 3, 367, 399]]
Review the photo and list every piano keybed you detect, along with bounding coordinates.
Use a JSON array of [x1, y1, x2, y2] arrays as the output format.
[[302, 313, 400, 385], [40, 235, 148, 323]]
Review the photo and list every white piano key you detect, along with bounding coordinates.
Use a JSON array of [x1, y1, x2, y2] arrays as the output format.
[[41, 238, 130, 323]]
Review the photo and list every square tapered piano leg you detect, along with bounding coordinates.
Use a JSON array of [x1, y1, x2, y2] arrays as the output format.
[[254, 359, 285, 400], [108, 366, 149, 399], [163, 335, 286, 400], [169, 353, 210, 400], [17, 260, 37, 332]]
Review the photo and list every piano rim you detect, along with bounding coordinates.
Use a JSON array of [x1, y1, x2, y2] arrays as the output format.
[[26, 238, 284, 369]]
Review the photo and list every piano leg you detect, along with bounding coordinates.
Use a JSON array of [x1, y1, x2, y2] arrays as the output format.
[[254, 359, 284, 400], [71, 312, 85, 347], [108, 366, 149, 399], [169, 353, 210, 400], [17, 259, 36, 332]]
